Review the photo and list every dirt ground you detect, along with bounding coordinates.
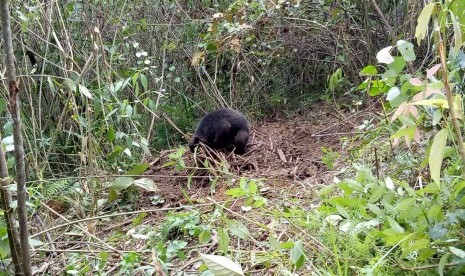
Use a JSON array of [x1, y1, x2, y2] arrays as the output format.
[[142, 102, 373, 208]]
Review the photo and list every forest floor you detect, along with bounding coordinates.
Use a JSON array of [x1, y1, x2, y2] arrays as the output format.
[[36, 101, 378, 274], [141, 101, 375, 209]]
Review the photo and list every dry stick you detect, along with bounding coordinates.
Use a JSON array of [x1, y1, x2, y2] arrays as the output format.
[[311, 110, 368, 137], [38, 202, 121, 254], [439, 42, 465, 179], [369, 0, 395, 40], [31, 202, 224, 239], [0, 1, 32, 274], [374, 147, 380, 180], [33, 214, 57, 256]]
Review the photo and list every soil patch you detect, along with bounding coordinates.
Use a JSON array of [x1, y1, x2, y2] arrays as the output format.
[[142, 102, 373, 208]]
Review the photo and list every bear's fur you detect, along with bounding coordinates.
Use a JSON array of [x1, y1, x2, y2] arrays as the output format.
[[189, 108, 250, 154]]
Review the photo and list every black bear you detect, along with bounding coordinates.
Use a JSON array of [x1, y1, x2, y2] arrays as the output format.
[[189, 108, 250, 154]]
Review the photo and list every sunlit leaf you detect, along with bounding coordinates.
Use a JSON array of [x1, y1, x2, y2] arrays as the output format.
[[227, 220, 250, 240], [376, 46, 394, 64], [133, 178, 157, 192], [397, 40, 416, 62], [410, 99, 449, 109], [217, 227, 230, 253], [78, 84, 92, 99], [125, 164, 150, 175], [360, 65, 378, 76], [387, 216, 405, 232], [191, 51, 205, 66], [140, 74, 148, 91], [200, 254, 244, 276], [429, 129, 447, 186], [450, 11, 462, 57], [415, 3, 436, 45], [449, 247, 465, 259], [427, 64, 441, 78], [109, 176, 134, 191], [438, 254, 449, 276], [385, 177, 394, 190], [409, 78, 423, 86], [290, 240, 305, 269], [386, 87, 400, 101]]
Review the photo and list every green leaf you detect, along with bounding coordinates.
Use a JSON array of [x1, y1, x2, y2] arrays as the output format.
[[391, 127, 416, 140], [396, 40, 416, 62], [429, 129, 448, 186], [427, 204, 442, 222], [449, 247, 465, 258], [227, 220, 250, 240], [133, 178, 157, 192], [438, 254, 449, 276], [368, 80, 388, 96], [367, 203, 384, 217], [335, 204, 350, 218], [47, 76, 56, 93], [225, 188, 246, 198], [109, 78, 130, 94], [387, 56, 407, 74], [357, 78, 369, 90], [29, 238, 45, 248], [360, 65, 377, 76], [78, 84, 92, 99], [217, 227, 230, 253], [200, 254, 244, 276], [140, 73, 148, 91], [109, 177, 134, 191], [450, 10, 462, 57], [108, 187, 118, 202], [199, 230, 211, 243], [402, 239, 429, 256], [0, 99, 6, 116], [395, 198, 416, 211], [0, 231, 10, 258], [290, 240, 305, 269], [65, 78, 77, 92], [415, 3, 436, 45], [368, 185, 385, 203], [387, 216, 404, 233], [107, 127, 115, 142], [125, 164, 150, 175], [411, 98, 451, 108]]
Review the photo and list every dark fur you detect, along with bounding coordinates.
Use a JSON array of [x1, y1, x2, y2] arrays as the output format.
[[189, 108, 250, 154]]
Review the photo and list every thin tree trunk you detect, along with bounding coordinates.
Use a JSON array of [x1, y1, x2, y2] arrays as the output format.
[[0, 1, 32, 275], [0, 132, 22, 274]]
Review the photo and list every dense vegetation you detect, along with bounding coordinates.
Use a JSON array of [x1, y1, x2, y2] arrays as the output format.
[[0, 0, 465, 274]]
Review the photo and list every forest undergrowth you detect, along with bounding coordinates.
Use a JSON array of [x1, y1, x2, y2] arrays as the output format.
[[1, 0, 465, 275]]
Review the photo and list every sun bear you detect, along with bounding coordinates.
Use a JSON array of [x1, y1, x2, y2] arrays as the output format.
[[189, 108, 250, 154]]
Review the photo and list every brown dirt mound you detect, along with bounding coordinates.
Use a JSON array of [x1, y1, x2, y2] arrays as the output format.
[[142, 102, 373, 208]]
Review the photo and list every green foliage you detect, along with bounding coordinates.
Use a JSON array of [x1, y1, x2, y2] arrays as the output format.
[[319, 164, 465, 274], [162, 147, 188, 171], [225, 177, 267, 207], [321, 146, 340, 170]]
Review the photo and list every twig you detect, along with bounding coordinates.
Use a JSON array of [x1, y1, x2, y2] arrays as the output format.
[[369, 0, 395, 39], [39, 202, 121, 254], [31, 201, 229, 238], [439, 42, 465, 179]]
